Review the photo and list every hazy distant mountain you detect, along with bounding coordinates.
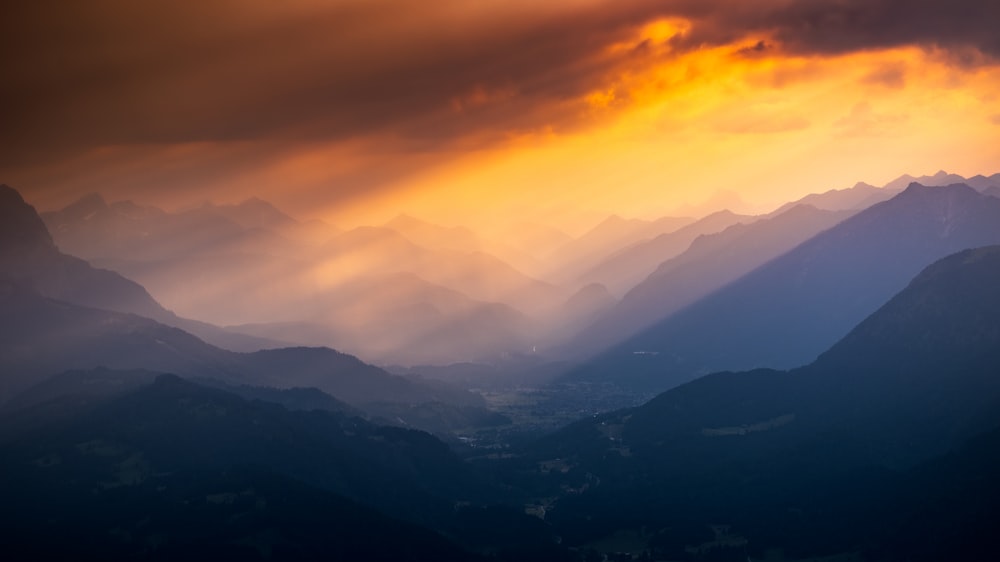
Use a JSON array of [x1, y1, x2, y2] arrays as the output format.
[[543, 214, 694, 285], [554, 283, 616, 330], [569, 204, 853, 355], [568, 183, 1000, 392], [577, 210, 751, 295], [771, 181, 893, 214], [384, 213, 482, 254], [773, 171, 999, 216], [530, 245, 1000, 559], [384, 214, 567, 279], [0, 280, 482, 411], [487, 221, 573, 262], [319, 226, 563, 316], [882, 169, 972, 191], [36, 191, 544, 364], [38, 189, 341, 301], [197, 197, 298, 230], [40, 191, 317, 327], [963, 172, 1000, 191], [42, 192, 302, 263], [0, 185, 280, 351], [93, 247, 316, 326], [985, 184, 1000, 199], [230, 271, 535, 365]]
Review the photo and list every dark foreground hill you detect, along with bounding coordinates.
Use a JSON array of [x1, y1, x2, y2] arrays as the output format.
[[0, 374, 498, 560], [516, 245, 1000, 560], [0, 374, 573, 560], [0, 282, 479, 409]]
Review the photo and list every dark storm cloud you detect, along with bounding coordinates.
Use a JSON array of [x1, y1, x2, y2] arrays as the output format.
[[1, 0, 997, 165], [700, 0, 1000, 59]]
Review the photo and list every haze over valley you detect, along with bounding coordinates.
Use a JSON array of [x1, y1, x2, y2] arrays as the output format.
[[4, 1, 1000, 560]]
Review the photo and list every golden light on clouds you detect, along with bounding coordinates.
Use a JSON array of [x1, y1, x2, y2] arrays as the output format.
[[347, 39, 1000, 232], [3, 1, 999, 231]]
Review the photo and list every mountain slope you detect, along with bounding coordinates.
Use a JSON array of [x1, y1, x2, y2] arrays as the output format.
[[568, 183, 1000, 392], [577, 210, 751, 295], [543, 214, 694, 285], [527, 245, 1000, 559], [2, 185, 276, 352], [568, 204, 852, 354], [771, 181, 893, 214], [229, 271, 535, 365], [26, 187, 536, 364], [0, 374, 493, 559], [319, 226, 563, 316], [0, 281, 481, 409]]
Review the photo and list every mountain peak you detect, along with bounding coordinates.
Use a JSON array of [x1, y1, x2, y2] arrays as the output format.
[[0, 184, 55, 254], [900, 181, 978, 196], [59, 192, 109, 219], [385, 213, 428, 228]]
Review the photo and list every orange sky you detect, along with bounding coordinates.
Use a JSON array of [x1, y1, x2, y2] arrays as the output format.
[[3, 0, 999, 233]]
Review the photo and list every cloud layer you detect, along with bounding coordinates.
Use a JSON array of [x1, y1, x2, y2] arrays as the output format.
[[2, 0, 998, 218], [4, 0, 998, 155]]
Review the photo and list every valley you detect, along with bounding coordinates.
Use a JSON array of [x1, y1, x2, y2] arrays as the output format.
[[4, 173, 1000, 560]]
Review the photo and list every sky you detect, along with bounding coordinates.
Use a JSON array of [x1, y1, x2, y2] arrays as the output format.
[[3, 0, 1000, 232]]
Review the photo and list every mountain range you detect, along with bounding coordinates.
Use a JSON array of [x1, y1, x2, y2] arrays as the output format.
[[520, 244, 1000, 559], [567, 203, 855, 355], [567, 182, 1000, 392], [4, 170, 1000, 560]]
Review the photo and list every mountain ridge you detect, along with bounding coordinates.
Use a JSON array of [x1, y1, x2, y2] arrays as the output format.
[[566, 183, 1000, 392]]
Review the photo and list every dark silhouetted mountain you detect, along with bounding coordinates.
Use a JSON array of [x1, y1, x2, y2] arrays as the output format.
[[0, 367, 162, 437], [985, 184, 1000, 199], [568, 183, 1000, 392], [543, 214, 694, 285], [1, 466, 484, 561], [365, 401, 513, 437], [196, 379, 361, 417], [576, 209, 752, 296], [568, 205, 853, 355], [864, 425, 1000, 562], [2, 185, 277, 352], [0, 282, 484, 411], [525, 245, 1000, 559], [0, 374, 494, 560], [0, 282, 231, 401], [241, 346, 484, 407]]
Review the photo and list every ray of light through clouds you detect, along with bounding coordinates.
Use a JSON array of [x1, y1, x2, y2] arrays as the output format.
[[2, 0, 999, 232]]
